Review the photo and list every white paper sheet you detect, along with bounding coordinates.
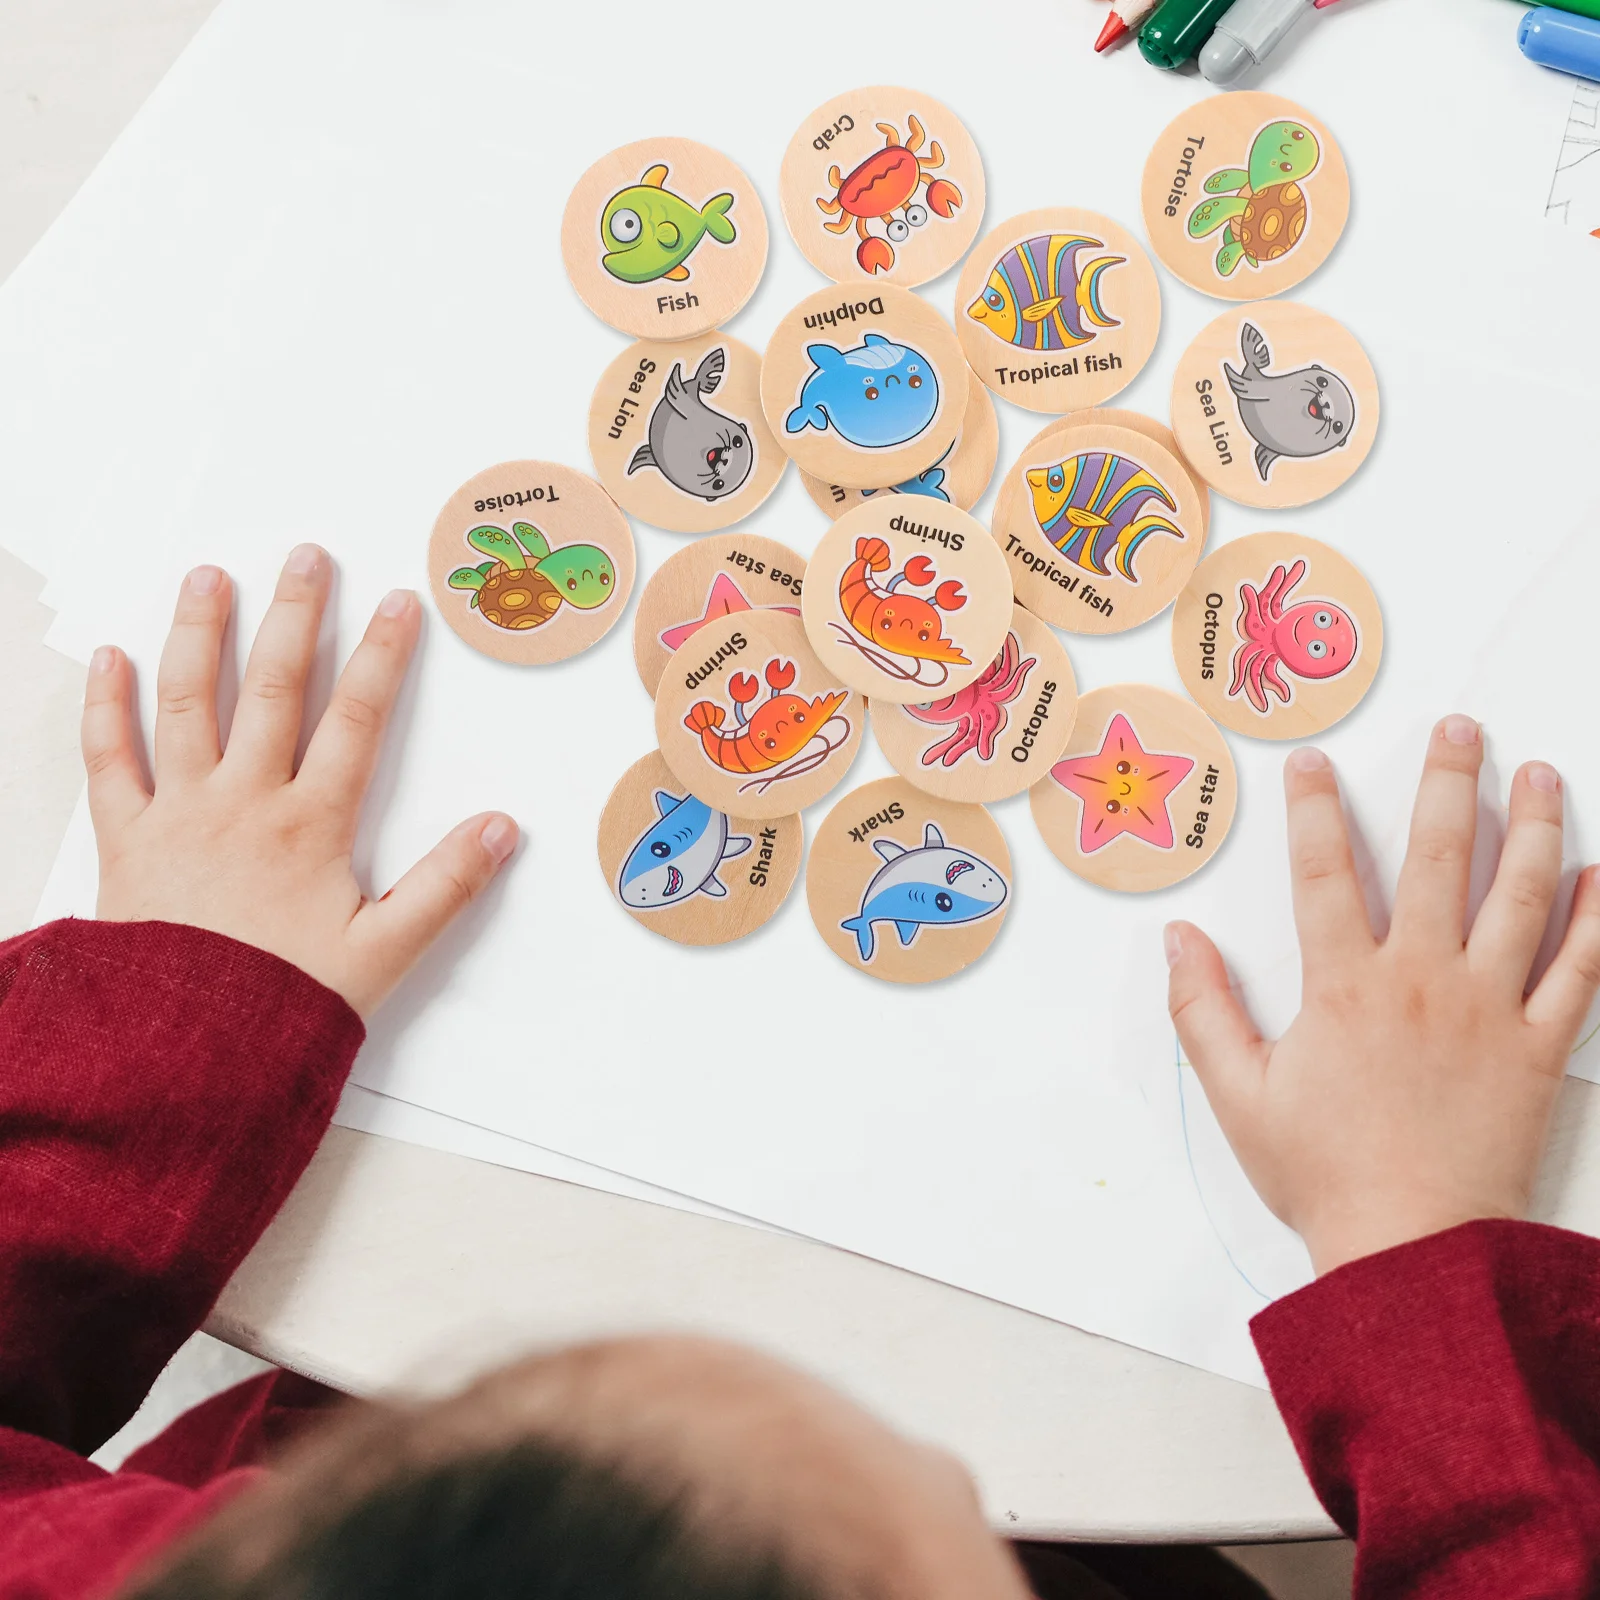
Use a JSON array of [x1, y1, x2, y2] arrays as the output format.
[[16, 0, 1600, 1385]]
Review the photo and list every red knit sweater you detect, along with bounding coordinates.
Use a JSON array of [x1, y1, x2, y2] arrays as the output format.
[[0, 919, 1596, 1598]]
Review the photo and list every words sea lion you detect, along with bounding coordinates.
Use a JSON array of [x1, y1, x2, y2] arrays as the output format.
[[1224, 322, 1356, 482]]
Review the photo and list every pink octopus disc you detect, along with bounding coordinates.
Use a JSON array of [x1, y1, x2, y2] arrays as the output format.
[[779, 87, 986, 289], [1171, 531, 1382, 741], [870, 604, 1078, 802]]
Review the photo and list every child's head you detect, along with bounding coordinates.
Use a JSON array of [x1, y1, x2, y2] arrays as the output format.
[[126, 1337, 1032, 1600]]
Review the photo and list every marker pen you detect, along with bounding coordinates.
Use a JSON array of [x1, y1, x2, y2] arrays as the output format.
[[1505, 0, 1600, 22], [1520, 5, 1600, 82], [1139, 0, 1239, 70], [1200, 0, 1342, 87]]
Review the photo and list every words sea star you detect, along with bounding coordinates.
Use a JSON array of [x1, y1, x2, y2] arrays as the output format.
[[1050, 712, 1195, 854]]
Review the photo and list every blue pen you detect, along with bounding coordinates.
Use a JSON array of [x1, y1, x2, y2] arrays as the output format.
[[1520, 6, 1600, 83]]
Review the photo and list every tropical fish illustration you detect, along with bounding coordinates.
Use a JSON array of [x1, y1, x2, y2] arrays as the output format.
[[617, 788, 751, 910], [965, 235, 1124, 352], [860, 440, 954, 503], [785, 334, 939, 450], [628, 347, 754, 503], [600, 164, 737, 286], [684, 656, 852, 795], [841, 822, 1008, 963], [447, 522, 616, 631], [1025, 453, 1185, 584], [1224, 322, 1356, 482]]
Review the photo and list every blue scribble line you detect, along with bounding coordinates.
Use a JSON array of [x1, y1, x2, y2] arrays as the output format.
[[1175, 1034, 1271, 1304]]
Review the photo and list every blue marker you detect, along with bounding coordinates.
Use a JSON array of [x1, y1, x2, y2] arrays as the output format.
[[1520, 7, 1600, 84]]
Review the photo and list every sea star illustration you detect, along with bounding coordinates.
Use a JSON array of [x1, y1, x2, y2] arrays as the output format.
[[658, 571, 800, 654], [1050, 712, 1195, 854]]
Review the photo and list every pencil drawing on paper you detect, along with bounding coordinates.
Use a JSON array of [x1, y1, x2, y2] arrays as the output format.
[[1545, 82, 1600, 238]]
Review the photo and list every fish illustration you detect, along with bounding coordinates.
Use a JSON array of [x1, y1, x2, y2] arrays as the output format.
[[860, 440, 954, 503], [600, 164, 737, 286], [786, 333, 939, 450], [627, 347, 754, 503], [966, 235, 1125, 352], [1224, 322, 1357, 482], [840, 822, 1008, 963], [616, 788, 751, 910], [1025, 453, 1184, 583]]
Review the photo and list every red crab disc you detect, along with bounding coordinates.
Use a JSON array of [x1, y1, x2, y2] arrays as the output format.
[[836, 146, 920, 219]]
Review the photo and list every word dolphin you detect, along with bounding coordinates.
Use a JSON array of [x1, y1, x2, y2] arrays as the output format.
[[617, 789, 751, 910], [841, 822, 1008, 962]]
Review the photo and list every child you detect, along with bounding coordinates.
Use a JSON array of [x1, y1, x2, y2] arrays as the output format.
[[2, 548, 1598, 1600]]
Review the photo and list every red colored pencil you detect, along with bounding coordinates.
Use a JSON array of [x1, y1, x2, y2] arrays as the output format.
[[1096, 0, 1158, 50]]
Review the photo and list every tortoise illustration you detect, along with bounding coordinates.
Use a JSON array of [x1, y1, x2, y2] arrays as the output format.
[[447, 521, 616, 632], [1186, 120, 1320, 279]]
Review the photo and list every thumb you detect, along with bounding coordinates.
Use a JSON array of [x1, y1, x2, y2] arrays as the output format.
[[351, 812, 519, 1012], [1166, 921, 1267, 1110]]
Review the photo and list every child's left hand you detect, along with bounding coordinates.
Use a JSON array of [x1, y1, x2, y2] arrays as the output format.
[[83, 546, 518, 1016]]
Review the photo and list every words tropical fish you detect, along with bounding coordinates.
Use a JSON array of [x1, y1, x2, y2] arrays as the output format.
[[966, 235, 1124, 352], [841, 822, 1008, 963], [600, 164, 737, 286]]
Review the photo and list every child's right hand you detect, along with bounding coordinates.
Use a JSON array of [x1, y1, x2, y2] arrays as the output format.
[[1167, 717, 1600, 1275], [82, 548, 518, 1017]]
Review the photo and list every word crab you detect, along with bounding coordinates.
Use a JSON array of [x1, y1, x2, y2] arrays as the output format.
[[816, 114, 962, 276]]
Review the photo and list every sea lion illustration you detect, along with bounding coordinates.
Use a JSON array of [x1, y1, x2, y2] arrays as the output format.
[[1224, 322, 1356, 482], [627, 347, 755, 503]]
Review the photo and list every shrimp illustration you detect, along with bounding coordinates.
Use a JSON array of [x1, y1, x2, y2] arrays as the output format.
[[684, 656, 852, 795], [833, 536, 970, 691]]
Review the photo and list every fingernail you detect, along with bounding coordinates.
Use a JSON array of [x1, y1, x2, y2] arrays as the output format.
[[1164, 924, 1183, 968], [378, 588, 413, 618], [187, 565, 222, 596], [90, 646, 116, 675], [1529, 762, 1561, 794], [480, 815, 518, 865], [286, 543, 324, 576], [1286, 746, 1328, 772], [1442, 714, 1480, 745]]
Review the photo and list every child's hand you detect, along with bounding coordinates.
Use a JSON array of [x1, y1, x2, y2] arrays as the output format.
[[82, 547, 518, 1016], [1167, 717, 1600, 1275]]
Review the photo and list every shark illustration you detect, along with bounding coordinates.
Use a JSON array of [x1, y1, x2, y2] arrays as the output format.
[[841, 822, 1008, 963], [617, 789, 751, 910]]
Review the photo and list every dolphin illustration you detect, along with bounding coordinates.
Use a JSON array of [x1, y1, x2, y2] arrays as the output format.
[[617, 789, 751, 911], [841, 822, 1008, 963]]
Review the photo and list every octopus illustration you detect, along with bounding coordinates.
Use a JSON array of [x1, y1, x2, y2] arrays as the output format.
[[1229, 559, 1359, 715], [816, 114, 963, 276], [834, 536, 969, 691], [903, 631, 1036, 768], [684, 656, 852, 795]]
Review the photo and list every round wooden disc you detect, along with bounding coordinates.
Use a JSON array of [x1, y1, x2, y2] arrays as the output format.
[[870, 603, 1078, 802], [989, 423, 1206, 636], [800, 369, 997, 518], [779, 87, 986, 289], [806, 777, 1011, 983], [561, 138, 768, 341], [655, 607, 862, 820], [1030, 684, 1236, 893], [1140, 94, 1349, 303], [953, 208, 1161, 414], [1171, 531, 1383, 740], [760, 283, 967, 489], [428, 462, 635, 665], [588, 334, 786, 533], [801, 501, 1014, 705], [597, 751, 802, 946], [632, 532, 808, 697], [1170, 302, 1379, 510]]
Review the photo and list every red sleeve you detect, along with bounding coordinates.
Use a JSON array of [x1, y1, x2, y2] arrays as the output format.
[[1253, 1218, 1600, 1598], [0, 918, 364, 1459]]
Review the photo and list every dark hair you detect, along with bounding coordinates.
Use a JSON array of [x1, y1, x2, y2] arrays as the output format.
[[129, 1440, 818, 1600]]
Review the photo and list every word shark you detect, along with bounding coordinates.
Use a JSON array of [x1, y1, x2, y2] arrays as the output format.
[[841, 822, 1008, 962], [617, 789, 751, 910]]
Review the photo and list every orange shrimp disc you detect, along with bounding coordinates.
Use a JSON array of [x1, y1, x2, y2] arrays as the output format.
[[655, 607, 863, 821], [801, 501, 1014, 706]]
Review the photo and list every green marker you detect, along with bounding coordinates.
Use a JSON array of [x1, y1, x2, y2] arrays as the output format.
[[1139, 0, 1239, 67], [1508, 0, 1600, 19]]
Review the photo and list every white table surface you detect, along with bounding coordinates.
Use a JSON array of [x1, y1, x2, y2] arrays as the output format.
[[5, 0, 1596, 1550]]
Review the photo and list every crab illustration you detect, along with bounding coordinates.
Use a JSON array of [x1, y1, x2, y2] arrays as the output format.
[[904, 631, 1036, 768], [1187, 121, 1321, 279], [816, 114, 963, 276]]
